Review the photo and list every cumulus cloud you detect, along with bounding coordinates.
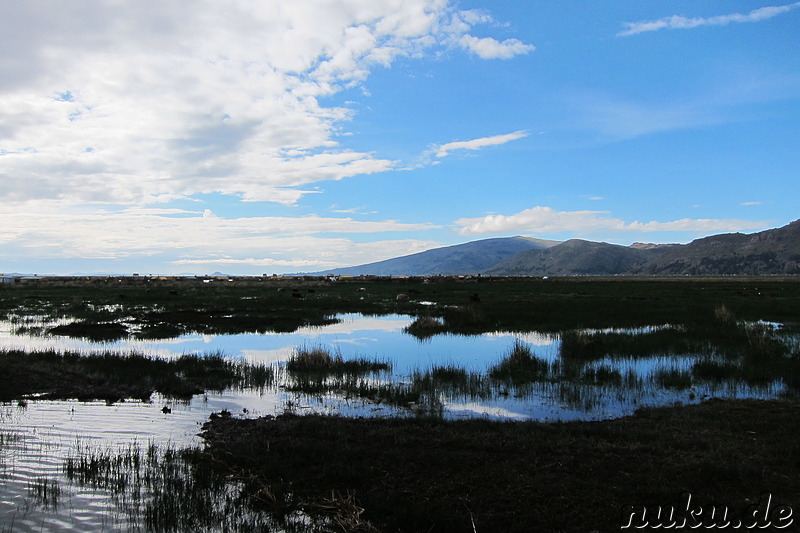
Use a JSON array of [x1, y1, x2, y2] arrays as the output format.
[[435, 131, 528, 158], [0, 0, 535, 207], [618, 2, 800, 37], [458, 35, 534, 59], [453, 206, 767, 237]]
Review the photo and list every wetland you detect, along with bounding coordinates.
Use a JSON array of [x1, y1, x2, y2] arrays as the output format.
[[1, 275, 799, 531]]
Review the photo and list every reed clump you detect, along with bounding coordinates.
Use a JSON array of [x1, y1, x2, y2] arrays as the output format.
[[653, 368, 693, 389], [286, 345, 390, 375], [403, 315, 446, 340], [28, 476, 62, 510], [489, 340, 551, 384]]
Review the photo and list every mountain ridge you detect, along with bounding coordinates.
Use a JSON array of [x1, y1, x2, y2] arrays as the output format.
[[313, 236, 559, 276], [312, 220, 800, 277]]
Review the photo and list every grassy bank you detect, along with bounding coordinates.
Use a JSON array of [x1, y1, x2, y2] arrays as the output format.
[[196, 400, 800, 532], [0, 349, 273, 403]]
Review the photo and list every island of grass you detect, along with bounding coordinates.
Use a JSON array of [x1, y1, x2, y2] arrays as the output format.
[[0, 349, 273, 403]]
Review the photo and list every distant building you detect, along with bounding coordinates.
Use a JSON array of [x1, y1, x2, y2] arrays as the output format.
[[0, 275, 14, 284]]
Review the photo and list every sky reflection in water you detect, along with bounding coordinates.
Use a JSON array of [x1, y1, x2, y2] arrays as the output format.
[[0, 313, 791, 530]]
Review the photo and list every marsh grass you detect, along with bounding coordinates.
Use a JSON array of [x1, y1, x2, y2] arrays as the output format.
[[287, 345, 391, 375], [693, 359, 741, 381], [282, 329, 800, 418], [441, 303, 487, 331], [27, 476, 62, 510], [653, 368, 694, 389], [4, 277, 800, 339], [488, 339, 552, 384], [61, 439, 377, 532], [403, 315, 446, 340], [582, 364, 623, 386], [558, 319, 795, 364], [0, 431, 22, 447], [62, 442, 279, 532], [0, 349, 273, 402], [197, 399, 800, 532]]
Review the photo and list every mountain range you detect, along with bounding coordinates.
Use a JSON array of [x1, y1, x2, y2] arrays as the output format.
[[314, 220, 800, 277]]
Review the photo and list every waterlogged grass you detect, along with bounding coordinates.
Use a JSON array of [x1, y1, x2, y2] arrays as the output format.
[[27, 477, 63, 510], [287, 345, 391, 375], [0, 349, 273, 403], [5, 276, 799, 338], [558, 315, 791, 362], [197, 400, 800, 532], [403, 315, 446, 340], [275, 322, 800, 419], [26, 398, 800, 532], [61, 441, 299, 532], [654, 368, 694, 390], [59, 436, 383, 532], [489, 339, 552, 383]]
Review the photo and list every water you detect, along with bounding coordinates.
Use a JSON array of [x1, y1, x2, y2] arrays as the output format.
[[0, 313, 793, 531]]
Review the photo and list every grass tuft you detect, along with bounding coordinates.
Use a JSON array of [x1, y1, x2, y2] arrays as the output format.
[[489, 339, 551, 383]]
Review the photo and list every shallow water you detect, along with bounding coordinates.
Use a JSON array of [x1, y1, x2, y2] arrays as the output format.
[[0, 313, 793, 530]]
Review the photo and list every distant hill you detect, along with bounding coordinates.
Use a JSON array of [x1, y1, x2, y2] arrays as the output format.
[[484, 239, 660, 276], [486, 220, 800, 276], [312, 220, 800, 277], [313, 236, 560, 276], [631, 219, 800, 276]]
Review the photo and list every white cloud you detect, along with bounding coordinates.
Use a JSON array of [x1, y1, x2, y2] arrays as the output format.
[[435, 131, 528, 158], [167, 238, 439, 271], [458, 35, 534, 59], [169, 258, 341, 268], [330, 205, 378, 215], [0, 1, 534, 208], [0, 207, 439, 265], [618, 2, 800, 37], [454, 206, 767, 237]]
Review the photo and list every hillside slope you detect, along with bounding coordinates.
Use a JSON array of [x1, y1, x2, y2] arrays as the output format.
[[315, 236, 559, 276], [632, 219, 800, 275], [484, 239, 657, 276], [485, 220, 800, 276], [306, 220, 799, 277]]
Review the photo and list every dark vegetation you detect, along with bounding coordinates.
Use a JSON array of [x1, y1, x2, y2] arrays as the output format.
[[2, 275, 799, 338], [2, 276, 799, 406], [191, 399, 800, 532], [286, 345, 391, 375], [52, 400, 800, 532], [0, 349, 272, 403], [62, 442, 288, 532]]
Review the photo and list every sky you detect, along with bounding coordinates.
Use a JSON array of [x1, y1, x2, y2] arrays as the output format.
[[1, 1, 799, 275]]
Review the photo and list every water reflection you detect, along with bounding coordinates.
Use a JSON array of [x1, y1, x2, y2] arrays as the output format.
[[1, 313, 795, 420], [2, 312, 798, 529]]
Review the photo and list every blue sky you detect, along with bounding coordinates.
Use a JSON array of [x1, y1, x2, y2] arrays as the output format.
[[1, 1, 798, 275]]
